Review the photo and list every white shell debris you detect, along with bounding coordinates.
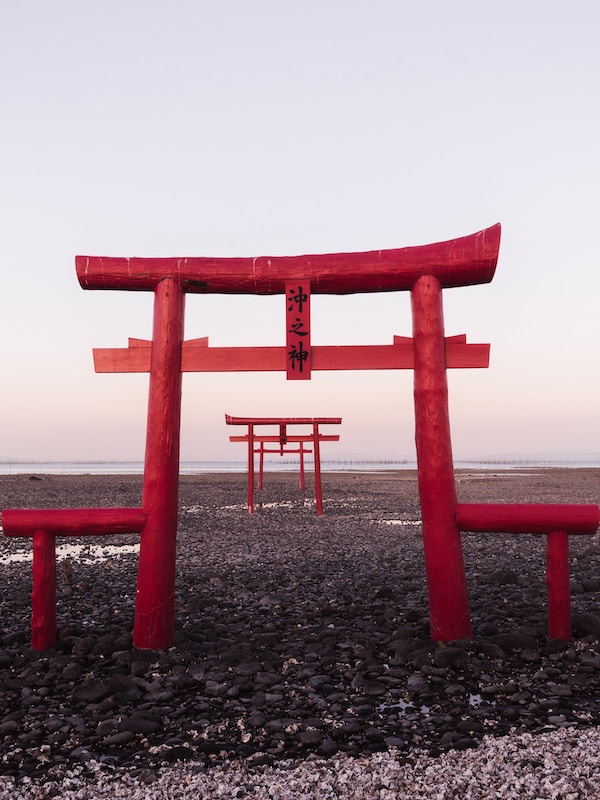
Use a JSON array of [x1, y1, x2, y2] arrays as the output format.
[[2, 726, 600, 799]]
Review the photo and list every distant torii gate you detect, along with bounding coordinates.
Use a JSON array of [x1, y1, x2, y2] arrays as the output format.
[[9, 223, 595, 652], [72, 224, 499, 647]]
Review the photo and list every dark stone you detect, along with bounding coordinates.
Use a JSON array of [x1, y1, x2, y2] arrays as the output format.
[[572, 613, 600, 637], [298, 729, 323, 747], [163, 745, 196, 762], [70, 681, 111, 704], [487, 568, 520, 585], [433, 647, 469, 669], [118, 716, 161, 734], [316, 737, 338, 757]]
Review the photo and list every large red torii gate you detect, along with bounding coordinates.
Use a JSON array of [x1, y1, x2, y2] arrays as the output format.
[[73, 224, 499, 648], [11, 223, 595, 651], [5, 222, 598, 650]]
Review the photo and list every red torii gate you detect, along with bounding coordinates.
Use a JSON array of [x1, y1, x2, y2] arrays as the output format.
[[77, 224, 498, 647], [225, 414, 342, 514], [2, 225, 499, 649], [5, 222, 596, 650]]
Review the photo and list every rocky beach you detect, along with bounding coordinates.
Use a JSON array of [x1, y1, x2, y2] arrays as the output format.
[[0, 467, 599, 797]]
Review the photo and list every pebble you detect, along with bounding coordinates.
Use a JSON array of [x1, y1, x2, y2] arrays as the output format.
[[0, 470, 599, 793]]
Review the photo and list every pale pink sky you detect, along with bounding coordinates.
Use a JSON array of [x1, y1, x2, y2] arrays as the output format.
[[0, 2, 598, 463]]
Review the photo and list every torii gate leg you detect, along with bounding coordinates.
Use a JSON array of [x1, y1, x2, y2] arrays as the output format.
[[133, 278, 185, 649], [411, 275, 472, 642]]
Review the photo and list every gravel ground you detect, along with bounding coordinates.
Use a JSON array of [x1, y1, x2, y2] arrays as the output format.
[[0, 467, 599, 796]]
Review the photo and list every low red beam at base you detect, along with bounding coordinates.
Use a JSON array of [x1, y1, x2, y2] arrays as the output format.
[[456, 503, 599, 535], [456, 503, 600, 641]]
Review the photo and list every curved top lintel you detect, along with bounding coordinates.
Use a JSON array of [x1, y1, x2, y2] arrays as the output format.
[[76, 223, 501, 295]]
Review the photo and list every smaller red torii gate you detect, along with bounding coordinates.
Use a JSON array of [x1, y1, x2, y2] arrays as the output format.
[[225, 414, 342, 514]]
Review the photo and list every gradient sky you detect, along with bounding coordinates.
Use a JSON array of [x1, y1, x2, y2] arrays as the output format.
[[1, 1, 598, 462]]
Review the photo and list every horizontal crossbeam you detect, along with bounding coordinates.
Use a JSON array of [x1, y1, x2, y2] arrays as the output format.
[[456, 503, 599, 535], [76, 224, 500, 294], [2, 508, 146, 537], [226, 415, 341, 426], [93, 337, 489, 373], [229, 435, 340, 443]]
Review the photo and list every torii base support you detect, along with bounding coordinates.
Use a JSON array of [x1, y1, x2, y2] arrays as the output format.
[[456, 503, 600, 641]]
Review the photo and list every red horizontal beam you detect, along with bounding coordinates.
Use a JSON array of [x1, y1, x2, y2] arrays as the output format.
[[2, 508, 146, 537], [76, 224, 500, 294], [255, 449, 313, 455], [456, 503, 599, 535], [93, 340, 490, 373], [226, 415, 341, 426], [229, 435, 340, 442]]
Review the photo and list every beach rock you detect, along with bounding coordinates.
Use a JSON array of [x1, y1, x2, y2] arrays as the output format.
[[1, 469, 600, 779]]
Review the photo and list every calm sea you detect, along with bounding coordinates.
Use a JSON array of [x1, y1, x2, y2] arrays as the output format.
[[0, 459, 598, 475]]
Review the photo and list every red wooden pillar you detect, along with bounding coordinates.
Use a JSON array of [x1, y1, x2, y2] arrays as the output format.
[[547, 529, 571, 641], [411, 275, 472, 641], [133, 278, 185, 649], [247, 424, 255, 513], [31, 530, 57, 651], [299, 441, 306, 490], [258, 440, 265, 491], [313, 423, 323, 515]]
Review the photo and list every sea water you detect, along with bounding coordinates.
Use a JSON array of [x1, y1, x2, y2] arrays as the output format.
[[0, 458, 597, 475]]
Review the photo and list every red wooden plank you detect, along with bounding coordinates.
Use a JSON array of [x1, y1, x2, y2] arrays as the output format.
[[2, 508, 146, 537], [225, 415, 341, 425], [229, 435, 340, 443], [76, 224, 501, 294], [128, 336, 208, 348], [252, 447, 313, 454], [94, 341, 489, 373], [456, 503, 600, 535]]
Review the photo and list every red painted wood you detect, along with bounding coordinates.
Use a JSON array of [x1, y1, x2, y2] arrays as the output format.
[[299, 441, 306, 491], [226, 415, 342, 426], [133, 279, 185, 649], [31, 530, 56, 651], [247, 423, 255, 513], [76, 224, 501, 294], [93, 340, 489, 373], [2, 508, 146, 537], [286, 281, 311, 379], [258, 439, 265, 491], [455, 504, 600, 535], [313, 422, 324, 515], [456, 504, 599, 641], [227, 416, 340, 514], [546, 530, 571, 641], [229, 435, 339, 443], [411, 275, 472, 642]]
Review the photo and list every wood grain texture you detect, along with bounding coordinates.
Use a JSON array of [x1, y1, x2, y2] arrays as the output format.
[[455, 503, 600, 534], [93, 340, 489, 373], [134, 279, 185, 650], [2, 507, 146, 536], [76, 224, 501, 294], [411, 275, 472, 642]]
